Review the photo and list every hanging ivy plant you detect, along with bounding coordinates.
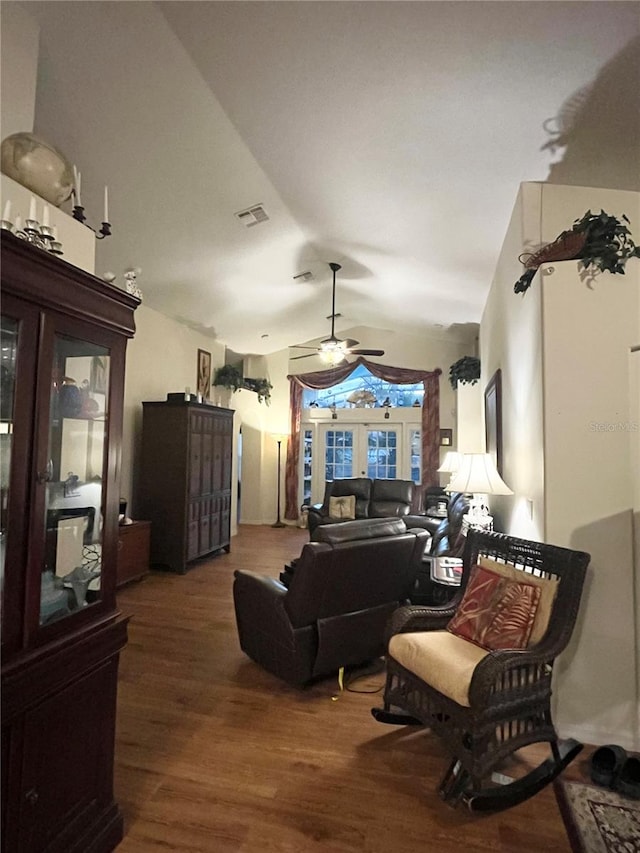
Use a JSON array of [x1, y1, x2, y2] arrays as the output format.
[[213, 366, 272, 405], [243, 377, 273, 405], [514, 210, 640, 294], [213, 364, 244, 393], [449, 356, 481, 390]]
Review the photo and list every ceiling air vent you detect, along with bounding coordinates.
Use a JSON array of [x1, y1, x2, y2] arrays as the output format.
[[235, 204, 269, 228]]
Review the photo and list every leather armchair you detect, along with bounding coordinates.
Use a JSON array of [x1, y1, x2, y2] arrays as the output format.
[[405, 492, 471, 558], [233, 517, 429, 686]]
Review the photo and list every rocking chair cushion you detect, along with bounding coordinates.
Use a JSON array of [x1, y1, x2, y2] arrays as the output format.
[[388, 630, 488, 707], [447, 563, 541, 651], [478, 556, 559, 646]]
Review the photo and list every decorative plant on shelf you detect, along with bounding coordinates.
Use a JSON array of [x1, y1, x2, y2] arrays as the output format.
[[449, 356, 481, 390], [213, 366, 272, 405], [514, 210, 640, 294], [213, 364, 244, 393], [243, 377, 273, 406]]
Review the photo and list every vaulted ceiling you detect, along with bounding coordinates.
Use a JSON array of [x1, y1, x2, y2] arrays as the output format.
[[14, 1, 640, 355]]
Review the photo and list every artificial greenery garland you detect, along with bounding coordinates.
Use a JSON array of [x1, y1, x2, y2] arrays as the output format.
[[514, 210, 640, 295]]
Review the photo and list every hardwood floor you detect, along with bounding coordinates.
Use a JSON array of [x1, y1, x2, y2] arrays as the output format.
[[114, 524, 586, 852]]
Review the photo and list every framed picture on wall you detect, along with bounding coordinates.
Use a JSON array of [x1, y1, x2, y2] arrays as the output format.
[[197, 349, 212, 401], [484, 368, 503, 475], [439, 428, 453, 446]]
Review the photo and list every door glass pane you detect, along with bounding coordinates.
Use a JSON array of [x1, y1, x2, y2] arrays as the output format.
[[41, 337, 109, 626], [410, 428, 421, 483], [0, 316, 18, 598], [367, 429, 398, 479], [302, 429, 313, 505], [325, 429, 354, 480]]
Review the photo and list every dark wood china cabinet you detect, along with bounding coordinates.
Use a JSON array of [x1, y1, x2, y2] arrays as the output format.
[[1, 233, 138, 853]]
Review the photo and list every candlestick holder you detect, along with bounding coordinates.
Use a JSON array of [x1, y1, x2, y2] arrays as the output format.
[[0, 218, 63, 256], [72, 205, 111, 239]]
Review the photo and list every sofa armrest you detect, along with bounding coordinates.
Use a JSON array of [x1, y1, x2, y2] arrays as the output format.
[[404, 514, 442, 536], [233, 569, 287, 600], [308, 504, 328, 534], [233, 570, 294, 640]]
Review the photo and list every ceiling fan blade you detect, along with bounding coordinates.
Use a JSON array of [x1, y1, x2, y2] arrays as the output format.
[[349, 349, 385, 357], [343, 338, 360, 348], [290, 345, 321, 350], [290, 352, 319, 360]]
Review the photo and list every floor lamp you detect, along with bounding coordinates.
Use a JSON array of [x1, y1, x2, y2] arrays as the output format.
[[271, 433, 288, 528]]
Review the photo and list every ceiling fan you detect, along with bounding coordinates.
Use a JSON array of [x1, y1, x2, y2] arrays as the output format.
[[290, 262, 385, 365]]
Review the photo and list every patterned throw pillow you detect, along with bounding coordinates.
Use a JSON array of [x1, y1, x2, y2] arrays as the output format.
[[328, 495, 356, 520], [478, 556, 558, 646], [447, 563, 541, 651]]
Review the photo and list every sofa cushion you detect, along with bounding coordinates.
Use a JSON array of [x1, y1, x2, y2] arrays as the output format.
[[389, 630, 488, 707], [370, 479, 414, 517], [316, 516, 407, 544], [447, 563, 541, 651], [328, 494, 356, 520]]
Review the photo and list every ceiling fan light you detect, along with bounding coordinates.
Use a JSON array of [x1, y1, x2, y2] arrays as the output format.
[[320, 349, 346, 366]]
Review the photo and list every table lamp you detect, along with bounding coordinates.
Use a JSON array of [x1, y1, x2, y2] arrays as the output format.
[[446, 453, 513, 521], [437, 451, 462, 489]]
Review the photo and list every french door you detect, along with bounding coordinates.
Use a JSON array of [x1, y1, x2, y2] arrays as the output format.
[[320, 424, 402, 480]]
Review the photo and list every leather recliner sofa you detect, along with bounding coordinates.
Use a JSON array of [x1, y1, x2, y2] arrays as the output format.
[[307, 477, 415, 539], [233, 517, 429, 687]]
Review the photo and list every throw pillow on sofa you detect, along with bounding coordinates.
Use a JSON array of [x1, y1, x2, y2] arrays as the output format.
[[328, 494, 356, 520]]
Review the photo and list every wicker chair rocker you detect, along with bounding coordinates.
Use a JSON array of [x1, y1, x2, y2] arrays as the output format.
[[372, 529, 590, 812]]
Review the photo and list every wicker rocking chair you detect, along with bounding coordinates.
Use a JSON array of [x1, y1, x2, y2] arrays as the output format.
[[372, 529, 590, 812]]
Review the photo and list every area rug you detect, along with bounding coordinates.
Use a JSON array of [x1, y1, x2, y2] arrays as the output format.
[[554, 779, 640, 853]]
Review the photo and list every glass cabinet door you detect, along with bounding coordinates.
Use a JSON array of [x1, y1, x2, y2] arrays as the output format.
[[40, 334, 110, 626], [1, 316, 18, 603]]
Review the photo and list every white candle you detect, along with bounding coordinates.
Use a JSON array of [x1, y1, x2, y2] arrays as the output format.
[[29, 195, 37, 221], [77, 171, 82, 206], [103, 185, 109, 222], [73, 165, 82, 206], [2, 200, 11, 221], [42, 204, 50, 227]]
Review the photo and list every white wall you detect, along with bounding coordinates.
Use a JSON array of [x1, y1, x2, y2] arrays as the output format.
[[542, 258, 640, 749], [456, 382, 484, 454], [0, 2, 38, 138], [481, 183, 546, 537], [481, 180, 640, 749], [122, 303, 225, 516]]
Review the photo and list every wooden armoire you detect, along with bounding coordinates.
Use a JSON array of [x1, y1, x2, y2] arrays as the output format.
[[1, 232, 138, 853], [138, 399, 233, 573]]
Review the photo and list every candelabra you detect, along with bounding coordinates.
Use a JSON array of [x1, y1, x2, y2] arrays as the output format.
[[0, 217, 64, 256], [72, 205, 111, 239]]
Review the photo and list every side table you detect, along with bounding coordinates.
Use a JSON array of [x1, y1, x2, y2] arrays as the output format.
[[116, 520, 151, 587]]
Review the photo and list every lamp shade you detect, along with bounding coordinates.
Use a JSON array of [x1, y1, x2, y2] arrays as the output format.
[[437, 451, 462, 474], [447, 453, 513, 495]]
